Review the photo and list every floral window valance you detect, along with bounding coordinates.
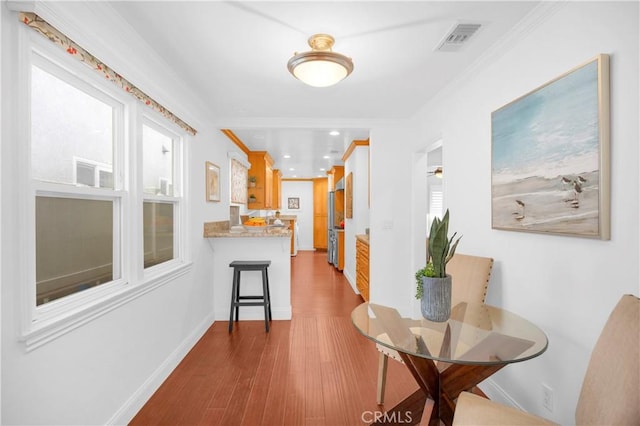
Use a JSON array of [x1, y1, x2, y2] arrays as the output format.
[[19, 12, 197, 136]]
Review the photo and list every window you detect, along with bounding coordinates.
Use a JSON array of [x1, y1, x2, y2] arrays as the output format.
[[31, 55, 122, 307], [142, 121, 181, 269], [142, 123, 174, 196], [143, 201, 174, 268], [429, 185, 443, 220], [35, 196, 114, 305], [25, 41, 187, 336], [31, 64, 114, 188]]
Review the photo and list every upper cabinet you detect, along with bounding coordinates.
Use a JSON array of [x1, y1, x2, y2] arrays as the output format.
[[313, 178, 328, 249], [272, 169, 282, 210], [327, 165, 344, 191], [247, 151, 275, 210]]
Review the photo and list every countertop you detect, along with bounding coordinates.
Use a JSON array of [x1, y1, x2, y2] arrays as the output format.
[[204, 221, 291, 238], [356, 234, 369, 244]]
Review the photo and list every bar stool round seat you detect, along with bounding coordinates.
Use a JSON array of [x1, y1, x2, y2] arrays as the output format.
[[228, 260, 272, 332]]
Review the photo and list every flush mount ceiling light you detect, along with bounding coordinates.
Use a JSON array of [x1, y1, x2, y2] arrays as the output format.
[[287, 34, 354, 88]]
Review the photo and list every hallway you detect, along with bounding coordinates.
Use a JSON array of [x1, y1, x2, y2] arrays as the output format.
[[130, 250, 415, 425]]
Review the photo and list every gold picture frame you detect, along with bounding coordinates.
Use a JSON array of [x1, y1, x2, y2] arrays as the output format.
[[205, 161, 221, 202], [491, 54, 610, 239]]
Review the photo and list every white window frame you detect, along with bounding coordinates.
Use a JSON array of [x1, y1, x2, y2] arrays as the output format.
[[18, 29, 192, 351], [28, 45, 127, 325], [428, 183, 444, 228], [140, 115, 186, 278]]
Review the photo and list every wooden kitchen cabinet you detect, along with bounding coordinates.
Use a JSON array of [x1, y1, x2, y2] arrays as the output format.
[[356, 235, 369, 301], [313, 178, 328, 249], [289, 217, 296, 255], [337, 231, 345, 271], [247, 151, 274, 210], [327, 165, 344, 191], [272, 169, 282, 210]]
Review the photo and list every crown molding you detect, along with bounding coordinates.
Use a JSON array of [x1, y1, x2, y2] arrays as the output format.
[[221, 129, 251, 155], [342, 138, 370, 162]]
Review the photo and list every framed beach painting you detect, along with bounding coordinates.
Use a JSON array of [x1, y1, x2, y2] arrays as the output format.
[[491, 54, 610, 239], [205, 161, 221, 202]]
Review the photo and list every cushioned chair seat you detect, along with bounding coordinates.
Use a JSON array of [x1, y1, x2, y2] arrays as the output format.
[[453, 392, 557, 425], [453, 294, 640, 425]]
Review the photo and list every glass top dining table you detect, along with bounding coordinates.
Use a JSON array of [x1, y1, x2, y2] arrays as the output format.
[[351, 302, 548, 425], [352, 301, 548, 365]]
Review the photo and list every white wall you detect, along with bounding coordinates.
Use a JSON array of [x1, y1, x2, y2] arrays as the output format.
[[369, 124, 417, 308], [374, 2, 638, 424], [0, 2, 243, 424], [343, 146, 370, 292], [0, 2, 4, 421], [281, 180, 314, 251]]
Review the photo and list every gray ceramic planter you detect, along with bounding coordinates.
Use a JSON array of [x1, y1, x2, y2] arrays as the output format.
[[420, 275, 452, 322]]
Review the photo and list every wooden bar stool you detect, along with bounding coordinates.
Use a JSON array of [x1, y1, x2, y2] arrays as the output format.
[[228, 260, 272, 332]]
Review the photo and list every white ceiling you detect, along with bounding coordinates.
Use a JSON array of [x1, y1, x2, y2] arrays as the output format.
[[110, 1, 540, 178]]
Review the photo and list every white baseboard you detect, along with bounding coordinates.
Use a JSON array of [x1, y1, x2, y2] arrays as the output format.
[[107, 312, 215, 425], [343, 269, 358, 294], [477, 378, 525, 411]]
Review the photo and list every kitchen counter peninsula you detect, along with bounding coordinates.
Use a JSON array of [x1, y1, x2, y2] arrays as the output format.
[[204, 221, 292, 321], [203, 221, 292, 238], [276, 215, 298, 256]]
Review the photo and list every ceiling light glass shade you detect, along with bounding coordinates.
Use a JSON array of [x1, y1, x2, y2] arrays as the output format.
[[287, 34, 354, 88]]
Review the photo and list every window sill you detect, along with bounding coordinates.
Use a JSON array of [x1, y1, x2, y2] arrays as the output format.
[[21, 261, 193, 352]]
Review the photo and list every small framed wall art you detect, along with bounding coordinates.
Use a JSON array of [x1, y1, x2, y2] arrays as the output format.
[[288, 197, 300, 209], [491, 54, 610, 239], [230, 158, 248, 204], [205, 161, 221, 202]]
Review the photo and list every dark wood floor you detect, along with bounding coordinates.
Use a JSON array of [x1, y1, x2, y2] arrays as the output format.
[[130, 250, 416, 425]]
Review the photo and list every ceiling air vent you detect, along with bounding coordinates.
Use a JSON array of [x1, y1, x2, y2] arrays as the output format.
[[436, 23, 482, 52]]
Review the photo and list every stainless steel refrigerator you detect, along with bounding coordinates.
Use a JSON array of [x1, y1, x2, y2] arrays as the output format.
[[327, 191, 337, 264]]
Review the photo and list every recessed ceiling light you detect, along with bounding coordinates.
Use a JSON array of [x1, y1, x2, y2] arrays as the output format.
[[292, 175, 297, 178], [283, 154, 291, 159], [329, 130, 340, 136], [323, 155, 330, 159], [289, 168, 295, 171], [317, 174, 323, 177], [320, 168, 326, 171]]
